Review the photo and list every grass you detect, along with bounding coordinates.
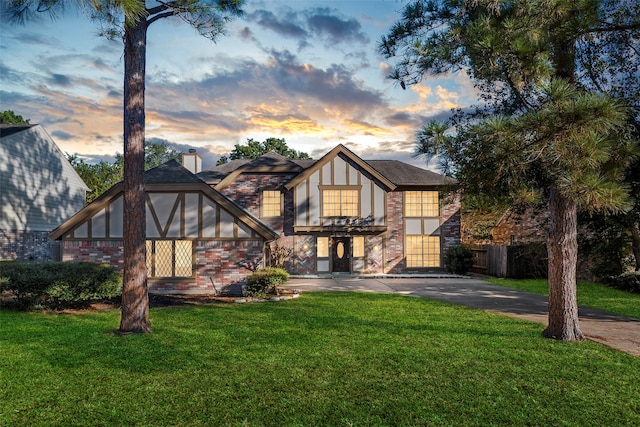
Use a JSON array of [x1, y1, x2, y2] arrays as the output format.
[[484, 278, 640, 319], [1, 293, 639, 426]]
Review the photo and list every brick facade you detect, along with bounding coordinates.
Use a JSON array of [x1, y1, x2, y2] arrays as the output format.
[[1, 230, 61, 262], [62, 239, 266, 295], [385, 191, 405, 273], [441, 192, 462, 259]]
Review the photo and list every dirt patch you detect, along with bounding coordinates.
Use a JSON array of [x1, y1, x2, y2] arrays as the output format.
[[48, 288, 301, 314]]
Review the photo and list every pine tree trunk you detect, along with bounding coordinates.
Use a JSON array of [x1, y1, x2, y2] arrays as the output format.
[[630, 222, 640, 271], [543, 188, 584, 341], [119, 17, 151, 334]]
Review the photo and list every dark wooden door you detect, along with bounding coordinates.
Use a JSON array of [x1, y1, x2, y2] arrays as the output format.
[[332, 237, 350, 273]]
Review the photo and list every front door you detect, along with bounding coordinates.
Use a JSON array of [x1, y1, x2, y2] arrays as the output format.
[[332, 237, 350, 273]]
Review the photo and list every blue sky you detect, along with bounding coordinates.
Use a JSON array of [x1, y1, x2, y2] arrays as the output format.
[[1, 0, 478, 169]]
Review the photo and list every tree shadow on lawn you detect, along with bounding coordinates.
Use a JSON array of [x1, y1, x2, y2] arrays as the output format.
[[21, 292, 584, 375]]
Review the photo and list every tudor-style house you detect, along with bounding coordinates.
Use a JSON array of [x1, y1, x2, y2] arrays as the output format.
[[51, 144, 460, 294]]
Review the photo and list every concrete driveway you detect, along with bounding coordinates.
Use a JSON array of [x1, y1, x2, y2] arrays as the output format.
[[286, 275, 640, 357]]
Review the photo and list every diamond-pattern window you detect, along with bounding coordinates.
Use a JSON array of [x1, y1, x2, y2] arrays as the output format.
[[146, 240, 193, 278]]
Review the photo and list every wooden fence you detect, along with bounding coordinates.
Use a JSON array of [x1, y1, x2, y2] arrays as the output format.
[[471, 244, 547, 279]]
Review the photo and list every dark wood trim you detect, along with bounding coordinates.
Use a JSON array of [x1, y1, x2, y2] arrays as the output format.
[[146, 193, 164, 238], [293, 225, 387, 233], [284, 144, 396, 191]]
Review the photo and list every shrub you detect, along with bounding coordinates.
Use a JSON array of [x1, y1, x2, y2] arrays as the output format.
[[444, 245, 475, 275], [603, 271, 640, 294], [0, 262, 121, 310], [245, 267, 289, 297], [270, 239, 293, 269]]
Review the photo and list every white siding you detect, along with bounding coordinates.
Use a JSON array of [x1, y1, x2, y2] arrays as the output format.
[[309, 171, 320, 226], [333, 156, 347, 185], [374, 185, 385, 225], [295, 183, 307, 226], [0, 125, 88, 232], [184, 193, 199, 237], [109, 196, 123, 238], [360, 175, 372, 220]]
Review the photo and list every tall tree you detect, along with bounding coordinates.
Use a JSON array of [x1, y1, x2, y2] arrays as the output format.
[[381, 0, 639, 341], [6, 0, 243, 333], [0, 110, 30, 124], [217, 137, 311, 165]]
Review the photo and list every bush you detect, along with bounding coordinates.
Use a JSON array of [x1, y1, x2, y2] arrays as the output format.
[[0, 262, 121, 310], [245, 267, 289, 297], [444, 245, 475, 275], [603, 271, 640, 294]]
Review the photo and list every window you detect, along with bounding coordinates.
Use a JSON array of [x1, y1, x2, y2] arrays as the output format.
[[405, 235, 440, 267], [405, 191, 439, 217], [353, 236, 365, 258], [262, 191, 281, 217], [146, 240, 193, 278], [323, 189, 359, 217], [317, 237, 329, 258]]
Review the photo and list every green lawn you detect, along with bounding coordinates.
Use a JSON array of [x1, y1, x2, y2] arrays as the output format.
[[1, 293, 639, 426], [484, 278, 640, 319]]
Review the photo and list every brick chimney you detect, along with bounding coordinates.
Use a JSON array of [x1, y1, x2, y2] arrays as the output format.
[[182, 149, 202, 174]]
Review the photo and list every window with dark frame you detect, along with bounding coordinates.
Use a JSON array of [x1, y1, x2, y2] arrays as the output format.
[[405, 191, 439, 217], [322, 189, 359, 217], [262, 190, 281, 217]]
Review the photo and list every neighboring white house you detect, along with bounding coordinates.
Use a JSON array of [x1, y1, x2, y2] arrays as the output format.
[[0, 124, 89, 261]]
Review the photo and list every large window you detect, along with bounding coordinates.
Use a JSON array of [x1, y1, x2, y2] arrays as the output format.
[[262, 191, 281, 217], [146, 240, 193, 278], [323, 189, 359, 217], [405, 236, 440, 267], [405, 191, 439, 217]]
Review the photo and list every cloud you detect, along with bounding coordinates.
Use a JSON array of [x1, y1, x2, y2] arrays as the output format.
[[305, 7, 369, 45], [7, 32, 60, 47], [248, 9, 308, 39], [265, 49, 384, 110], [343, 119, 391, 135], [0, 62, 28, 86], [247, 6, 369, 49], [49, 73, 72, 87], [237, 26, 256, 42], [51, 130, 74, 140]]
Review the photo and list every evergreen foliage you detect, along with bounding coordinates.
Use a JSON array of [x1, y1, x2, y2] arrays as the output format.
[[217, 137, 311, 165], [0, 261, 121, 310]]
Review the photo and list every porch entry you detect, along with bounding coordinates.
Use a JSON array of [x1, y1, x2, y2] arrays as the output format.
[[332, 237, 350, 273]]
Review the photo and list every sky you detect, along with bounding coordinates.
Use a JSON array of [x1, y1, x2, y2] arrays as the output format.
[[1, 0, 478, 170]]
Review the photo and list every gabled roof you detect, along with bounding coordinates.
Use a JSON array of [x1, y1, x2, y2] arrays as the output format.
[[197, 145, 455, 190], [203, 151, 307, 190], [284, 144, 397, 191], [50, 160, 279, 241], [145, 159, 205, 184], [0, 124, 36, 138], [366, 160, 457, 187]]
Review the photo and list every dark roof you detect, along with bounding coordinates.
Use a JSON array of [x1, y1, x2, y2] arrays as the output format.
[[197, 149, 455, 187], [144, 159, 204, 184], [363, 160, 456, 187], [197, 151, 308, 183], [0, 124, 36, 138]]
